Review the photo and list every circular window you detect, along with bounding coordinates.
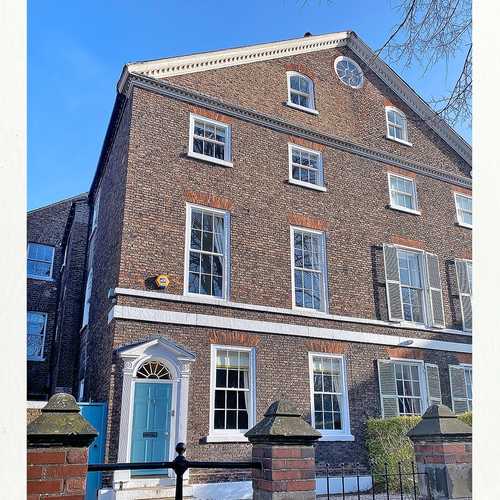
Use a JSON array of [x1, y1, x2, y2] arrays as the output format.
[[334, 56, 364, 89], [136, 361, 171, 379]]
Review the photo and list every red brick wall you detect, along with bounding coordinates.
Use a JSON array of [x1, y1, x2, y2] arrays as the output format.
[[27, 447, 88, 499], [167, 46, 470, 178]]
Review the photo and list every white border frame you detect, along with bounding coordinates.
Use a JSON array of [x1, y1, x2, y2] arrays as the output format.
[[385, 106, 412, 146], [187, 113, 233, 167], [183, 203, 231, 301], [334, 56, 364, 89], [27, 311, 48, 361], [27, 242, 55, 281], [387, 173, 421, 215], [454, 192, 472, 229], [207, 344, 256, 443], [288, 143, 326, 192], [308, 352, 353, 441], [290, 225, 329, 314], [286, 71, 319, 115]]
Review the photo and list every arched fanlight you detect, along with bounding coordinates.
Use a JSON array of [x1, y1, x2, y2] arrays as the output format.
[[136, 360, 171, 380]]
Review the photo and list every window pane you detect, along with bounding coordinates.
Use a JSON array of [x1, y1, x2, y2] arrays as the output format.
[[215, 368, 227, 388], [214, 390, 225, 408], [226, 390, 237, 409], [238, 410, 248, 429], [188, 273, 199, 293], [214, 410, 225, 429]]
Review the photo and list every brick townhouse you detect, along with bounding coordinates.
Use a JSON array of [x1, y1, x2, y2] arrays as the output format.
[[28, 31, 472, 498], [27, 194, 89, 400]]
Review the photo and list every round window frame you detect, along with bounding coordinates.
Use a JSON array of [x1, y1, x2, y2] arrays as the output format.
[[334, 56, 364, 89]]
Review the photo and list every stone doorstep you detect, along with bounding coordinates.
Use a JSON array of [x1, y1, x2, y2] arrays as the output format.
[[101, 485, 193, 500]]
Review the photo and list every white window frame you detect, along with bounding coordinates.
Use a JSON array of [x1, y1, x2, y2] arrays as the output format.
[[395, 246, 431, 327], [288, 144, 326, 192], [449, 363, 472, 413], [27, 242, 55, 280], [334, 56, 364, 89], [207, 344, 256, 443], [308, 352, 353, 441], [81, 268, 93, 328], [61, 241, 69, 270], [462, 364, 473, 411], [390, 358, 428, 416], [91, 187, 101, 235], [290, 226, 329, 314], [385, 107, 412, 146], [27, 311, 48, 361], [387, 173, 420, 215], [188, 114, 233, 168], [183, 203, 231, 301], [454, 193, 472, 229], [286, 71, 318, 115]]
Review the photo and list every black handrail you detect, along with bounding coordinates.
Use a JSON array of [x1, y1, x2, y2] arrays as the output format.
[[87, 442, 261, 500]]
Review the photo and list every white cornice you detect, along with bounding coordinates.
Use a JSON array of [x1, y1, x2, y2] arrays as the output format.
[[117, 31, 470, 166], [117, 32, 350, 93]]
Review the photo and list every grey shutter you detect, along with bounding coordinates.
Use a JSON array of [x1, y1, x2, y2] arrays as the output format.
[[449, 365, 468, 414], [383, 244, 403, 321], [455, 259, 472, 331], [425, 364, 442, 407], [377, 360, 398, 418], [425, 253, 445, 328]]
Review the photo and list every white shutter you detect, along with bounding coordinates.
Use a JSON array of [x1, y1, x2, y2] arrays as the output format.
[[455, 259, 472, 331], [377, 360, 399, 418], [449, 365, 468, 414], [425, 364, 442, 407], [383, 244, 403, 321], [425, 253, 445, 328]]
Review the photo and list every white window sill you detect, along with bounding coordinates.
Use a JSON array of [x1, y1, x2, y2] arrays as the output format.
[[288, 179, 327, 192], [205, 433, 249, 443], [388, 205, 421, 216], [292, 304, 328, 316], [27, 275, 54, 282], [184, 291, 229, 303], [187, 151, 233, 168], [318, 433, 355, 442], [385, 135, 413, 147], [286, 101, 319, 115], [457, 222, 472, 229]]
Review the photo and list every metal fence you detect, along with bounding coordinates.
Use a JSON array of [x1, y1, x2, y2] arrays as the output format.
[[87, 442, 261, 500], [318, 461, 431, 500]]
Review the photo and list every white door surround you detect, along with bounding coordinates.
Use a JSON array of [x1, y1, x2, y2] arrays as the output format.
[[113, 337, 196, 493]]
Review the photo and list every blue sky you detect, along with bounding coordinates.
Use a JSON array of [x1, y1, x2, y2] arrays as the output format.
[[28, 0, 470, 210]]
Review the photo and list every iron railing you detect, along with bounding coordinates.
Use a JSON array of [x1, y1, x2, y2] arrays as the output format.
[[87, 442, 261, 500], [319, 461, 432, 499]]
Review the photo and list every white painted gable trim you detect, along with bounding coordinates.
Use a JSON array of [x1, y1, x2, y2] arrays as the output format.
[[118, 32, 349, 91], [117, 31, 470, 165], [108, 305, 472, 354]]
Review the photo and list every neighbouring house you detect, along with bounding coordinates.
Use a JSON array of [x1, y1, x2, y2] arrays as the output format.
[[27, 193, 88, 400], [28, 31, 472, 498]]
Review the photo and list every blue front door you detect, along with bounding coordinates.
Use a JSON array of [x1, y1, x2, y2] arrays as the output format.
[[130, 382, 172, 476], [79, 403, 107, 500]]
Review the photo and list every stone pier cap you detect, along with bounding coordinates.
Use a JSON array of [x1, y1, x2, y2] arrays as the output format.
[[407, 404, 472, 442], [27, 393, 98, 448], [245, 400, 321, 444]]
